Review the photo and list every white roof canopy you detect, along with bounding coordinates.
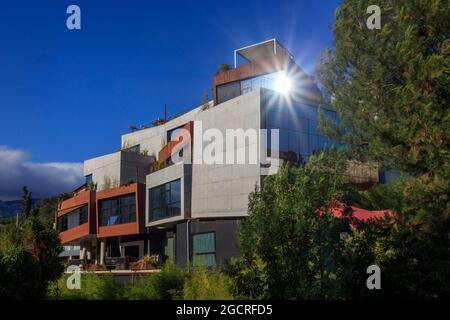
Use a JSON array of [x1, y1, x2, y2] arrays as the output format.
[[234, 39, 293, 67]]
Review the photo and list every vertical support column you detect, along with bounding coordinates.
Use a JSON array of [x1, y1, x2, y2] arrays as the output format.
[[80, 247, 86, 260], [99, 239, 105, 265]]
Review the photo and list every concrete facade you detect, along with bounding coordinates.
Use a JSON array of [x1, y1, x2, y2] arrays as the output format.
[[83, 151, 154, 191]]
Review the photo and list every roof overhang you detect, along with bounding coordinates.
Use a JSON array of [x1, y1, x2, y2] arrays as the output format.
[[234, 39, 293, 67]]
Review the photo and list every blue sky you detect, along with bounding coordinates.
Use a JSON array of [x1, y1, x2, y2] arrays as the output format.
[[0, 0, 340, 199]]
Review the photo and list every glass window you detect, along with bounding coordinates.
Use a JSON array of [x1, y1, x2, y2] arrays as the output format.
[[84, 174, 92, 183], [57, 214, 68, 232], [57, 204, 88, 232], [149, 179, 181, 222], [309, 135, 320, 154], [299, 133, 309, 156], [289, 130, 300, 154], [99, 194, 136, 226], [167, 126, 185, 142], [279, 129, 289, 152], [164, 237, 175, 262], [217, 81, 241, 104], [192, 232, 216, 267], [123, 144, 140, 153]]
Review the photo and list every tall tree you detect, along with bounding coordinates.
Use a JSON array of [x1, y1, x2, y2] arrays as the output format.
[[316, 0, 449, 179], [230, 150, 353, 299], [315, 0, 450, 299]]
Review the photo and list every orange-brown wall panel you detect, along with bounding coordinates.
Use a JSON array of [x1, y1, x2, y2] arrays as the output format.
[[212, 53, 291, 105], [96, 183, 145, 238], [55, 190, 96, 243], [59, 223, 89, 244]]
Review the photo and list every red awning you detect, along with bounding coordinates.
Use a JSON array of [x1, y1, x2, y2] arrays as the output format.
[[318, 201, 396, 225]]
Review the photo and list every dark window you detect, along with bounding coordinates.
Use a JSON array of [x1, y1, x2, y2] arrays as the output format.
[[124, 245, 140, 258], [167, 126, 185, 142], [264, 102, 339, 162], [99, 194, 136, 226], [85, 174, 92, 183], [123, 144, 140, 153], [57, 205, 88, 232], [216, 81, 241, 104], [149, 179, 181, 222], [57, 214, 68, 232], [192, 232, 216, 267]]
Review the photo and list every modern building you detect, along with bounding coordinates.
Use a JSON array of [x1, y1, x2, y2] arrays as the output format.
[[55, 39, 379, 268]]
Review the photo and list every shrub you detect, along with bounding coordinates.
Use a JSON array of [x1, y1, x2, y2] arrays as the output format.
[[183, 267, 233, 300], [122, 275, 158, 300], [48, 273, 123, 300], [0, 245, 44, 299], [151, 262, 188, 299]]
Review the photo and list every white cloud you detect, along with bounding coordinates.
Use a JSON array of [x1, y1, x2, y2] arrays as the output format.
[[0, 145, 83, 200]]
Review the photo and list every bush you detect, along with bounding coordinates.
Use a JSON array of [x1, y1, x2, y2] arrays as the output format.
[[151, 262, 188, 299], [0, 245, 44, 299], [48, 273, 123, 300], [183, 267, 233, 300], [122, 275, 158, 300]]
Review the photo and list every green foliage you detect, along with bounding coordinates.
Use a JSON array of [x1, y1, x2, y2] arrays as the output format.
[[182, 267, 233, 300], [151, 261, 188, 299], [21, 216, 64, 285], [48, 274, 123, 300], [122, 275, 158, 300], [48, 263, 235, 300], [0, 245, 44, 299], [0, 187, 64, 299], [316, 0, 450, 179], [217, 63, 231, 74], [340, 177, 450, 299], [313, 0, 449, 299]]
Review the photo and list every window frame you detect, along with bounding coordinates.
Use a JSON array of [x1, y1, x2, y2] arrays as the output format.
[[99, 193, 137, 226], [148, 179, 182, 222], [191, 231, 217, 267]]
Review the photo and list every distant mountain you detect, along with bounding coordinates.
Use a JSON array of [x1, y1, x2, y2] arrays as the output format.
[[0, 199, 40, 218]]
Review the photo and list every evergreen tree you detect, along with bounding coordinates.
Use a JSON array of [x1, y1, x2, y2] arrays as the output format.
[[316, 0, 449, 179]]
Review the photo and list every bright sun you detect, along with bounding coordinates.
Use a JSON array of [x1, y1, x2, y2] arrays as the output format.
[[274, 73, 292, 94]]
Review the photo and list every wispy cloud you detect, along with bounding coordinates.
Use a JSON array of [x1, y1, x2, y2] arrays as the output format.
[[0, 146, 83, 200]]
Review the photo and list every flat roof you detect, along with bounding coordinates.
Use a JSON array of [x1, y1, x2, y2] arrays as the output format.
[[234, 39, 293, 67]]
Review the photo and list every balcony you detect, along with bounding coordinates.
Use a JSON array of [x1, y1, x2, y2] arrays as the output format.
[[96, 183, 145, 238], [55, 190, 96, 244]]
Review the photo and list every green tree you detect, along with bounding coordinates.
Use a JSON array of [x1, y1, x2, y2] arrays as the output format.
[[0, 187, 63, 299], [316, 0, 449, 179], [230, 150, 352, 299], [315, 0, 450, 299]]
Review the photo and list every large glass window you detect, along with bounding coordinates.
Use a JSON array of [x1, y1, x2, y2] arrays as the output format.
[[192, 232, 216, 267], [217, 81, 241, 104], [99, 194, 136, 226], [149, 179, 181, 222], [265, 102, 341, 162], [57, 205, 88, 232]]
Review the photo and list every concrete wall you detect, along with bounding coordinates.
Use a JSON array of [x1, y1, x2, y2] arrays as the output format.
[[84, 152, 122, 190], [120, 107, 202, 160], [190, 90, 263, 219], [84, 151, 153, 191]]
